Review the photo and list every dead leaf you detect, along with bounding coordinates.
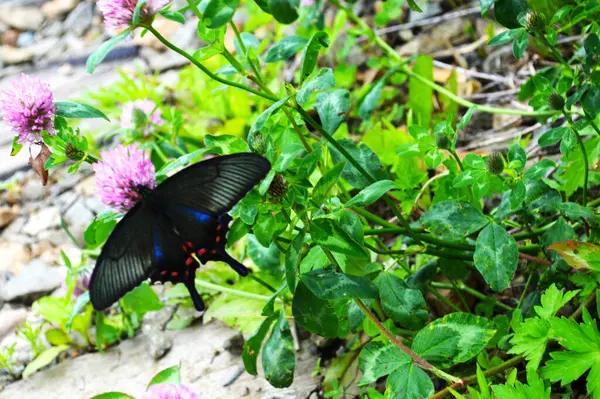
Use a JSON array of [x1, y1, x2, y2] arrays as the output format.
[[29, 143, 52, 186]]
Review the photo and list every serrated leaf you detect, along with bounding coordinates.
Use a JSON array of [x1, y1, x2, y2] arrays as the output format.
[[377, 272, 428, 330], [534, 283, 579, 320], [358, 341, 411, 385], [292, 281, 348, 338], [412, 325, 459, 365], [301, 266, 378, 300], [548, 241, 600, 270], [328, 139, 388, 189], [420, 200, 489, 240], [538, 126, 568, 147], [262, 312, 295, 388], [474, 222, 518, 291], [386, 363, 434, 399], [311, 218, 368, 259]]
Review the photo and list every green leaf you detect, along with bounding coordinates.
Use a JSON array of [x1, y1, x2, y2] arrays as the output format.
[[264, 35, 308, 62], [120, 283, 164, 318], [297, 68, 335, 105], [300, 31, 330, 81], [413, 313, 495, 367], [457, 105, 477, 131], [358, 80, 384, 120], [311, 218, 368, 259], [254, 212, 276, 247], [262, 312, 295, 388], [202, 0, 240, 28], [560, 202, 600, 227], [90, 394, 135, 399], [534, 284, 579, 320], [147, 365, 181, 388], [541, 217, 575, 262], [132, 0, 146, 24], [159, 9, 186, 24], [10, 136, 23, 156], [409, 55, 434, 127], [509, 180, 526, 210], [377, 272, 428, 330], [268, 0, 299, 24], [250, 96, 290, 134], [301, 266, 378, 300], [488, 29, 520, 46], [420, 200, 489, 240], [538, 126, 568, 147], [345, 180, 395, 207], [204, 134, 248, 154], [386, 363, 434, 399], [582, 87, 600, 119], [33, 296, 72, 326], [45, 328, 71, 346], [243, 311, 279, 376], [284, 231, 304, 293], [86, 29, 132, 73], [512, 29, 528, 59], [22, 345, 70, 378], [55, 102, 109, 121], [480, 0, 494, 16], [247, 235, 282, 273], [253, 0, 271, 13], [492, 369, 551, 399], [412, 325, 459, 365], [315, 89, 350, 135], [292, 281, 348, 338], [474, 222, 518, 291], [358, 341, 411, 385], [312, 162, 345, 205], [494, 0, 528, 29], [328, 139, 388, 189], [524, 158, 555, 180], [548, 241, 600, 271], [508, 315, 549, 370]]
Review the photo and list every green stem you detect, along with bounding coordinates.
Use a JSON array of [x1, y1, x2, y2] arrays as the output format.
[[449, 150, 464, 171], [564, 111, 589, 206], [194, 278, 277, 302], [428, 284, 463, 313], [185, 0, 202, 19], [430, 282, 513, 312], [535, 32, 570, 70], [327, 0, 557, 118], [145, 25, 278, 102], [248, 274, 277, 293]]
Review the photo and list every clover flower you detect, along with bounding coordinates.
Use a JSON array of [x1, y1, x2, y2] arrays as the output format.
[[120, 99, 164, 135], [0, 74, 56, 144], [142, 384, 200, 399], [97, 0, 170, 32], [93, 144, 156, 211]]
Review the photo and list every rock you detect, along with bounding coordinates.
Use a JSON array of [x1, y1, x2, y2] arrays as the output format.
[[0, 7, 44, 31], [16, 32, 34, 48], [1, 29, 19, 46], [36, 228, 71, 247], [0, 321, 319, 398], [63, 198, 94, 244], [22, 206, 60, 236], [55, 190, 78, 212], [63, 1, 93, 35], [21, 179, 46, 202], [41, 0, 79, 19], [0, 306, 27, 341], [0, 241, 31, 276], [223, 332, 244, 356], [37, 20, 63, 38], [1, 260, 64, 304], [0, 205, 18, 228], [142, 305, 177, 331], [0, 333, 33, 368], [143, 327, 172, 360], [84, 196, 106, 215], [0, 45, 34, 64], [29, 37, 61, 61]]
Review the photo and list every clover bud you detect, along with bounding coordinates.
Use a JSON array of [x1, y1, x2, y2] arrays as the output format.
[[486, 152, 504, 175], [548, 93, 565, 111]]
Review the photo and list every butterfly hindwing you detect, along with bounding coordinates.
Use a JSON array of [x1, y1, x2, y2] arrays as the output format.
[[89, 204, 155, 311]]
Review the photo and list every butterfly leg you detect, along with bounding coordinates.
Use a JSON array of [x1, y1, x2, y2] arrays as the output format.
[[184, 279, 205, 312]]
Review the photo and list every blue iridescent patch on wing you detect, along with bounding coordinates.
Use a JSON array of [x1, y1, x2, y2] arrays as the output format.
[[175, 205, 212, 223], [152, 227, 164, 261]]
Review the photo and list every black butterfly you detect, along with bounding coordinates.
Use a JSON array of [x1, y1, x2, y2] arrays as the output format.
[[89, 153, 271, 312]]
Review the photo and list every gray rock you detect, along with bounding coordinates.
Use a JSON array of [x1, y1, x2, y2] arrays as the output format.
[[37, 20, 63, 39], [0, 7, 44, 31], [54, 190, 78, 212], [28, 37, 61, 61], [0, 333, 33, 369], [22, 206, 60, 236], [0, 45, 34, 64], [1, 260, 64, 305], [84, 196, 106, 215], [143, 327, 172, 360], [21, 179, 46, 202], [63, 198, 94, 244], [36, 229, 71, 247], [0, 306, 27, 341], [16, 32, 34, 48], [1, 321, 319, 398], [142, 304, 177, 331], [63, 2, 93, 35]]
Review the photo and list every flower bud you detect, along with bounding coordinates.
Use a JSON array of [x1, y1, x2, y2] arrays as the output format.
[[65, 143, 84, 161], [435, 132, 450, 150], [525, 11, 546, 31], [248, 131, 266, 156], [268, 174, 288, 200], [548, 93, 565, 111], [486, 152, 504, 175]]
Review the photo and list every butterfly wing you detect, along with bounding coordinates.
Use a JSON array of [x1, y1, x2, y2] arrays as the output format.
[[89, 204, 156, 311]]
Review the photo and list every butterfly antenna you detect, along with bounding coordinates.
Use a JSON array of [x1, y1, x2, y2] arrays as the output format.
[[184, 280, 206, 312]]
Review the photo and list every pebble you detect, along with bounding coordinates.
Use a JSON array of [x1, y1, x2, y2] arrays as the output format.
[[1, 30, 19, 47], [40, 0, 79, 19], [21, 180, 46, 202], [0, 7, 44, 31], [0, 45, 34, 65], [16, 32, 34, 48], [63, 198, 94, 244], [21, 206, 60, 236], [0, 206, 19, 228], [143, 326, 172, 360], [0, 241, 31, 276], [63, 1, 93, 36], [1, 260, 64, 305], [0, 306, 27, 341]]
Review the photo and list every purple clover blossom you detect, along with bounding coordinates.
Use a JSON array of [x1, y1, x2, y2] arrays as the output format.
[[301, 0, 315, 5], [93, 144, 156, 212], [142, 384, 200, 399], [73, 273, 91, 298], [0, 73, 56, 144], [120, 99, 164, 135], [97, 0, 171, 32]]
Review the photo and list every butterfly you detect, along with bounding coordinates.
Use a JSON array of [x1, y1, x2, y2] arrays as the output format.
[[89, 153, 271, 312]]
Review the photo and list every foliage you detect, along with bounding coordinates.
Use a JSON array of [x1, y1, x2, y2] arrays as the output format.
[[4, 0, 600, 397]]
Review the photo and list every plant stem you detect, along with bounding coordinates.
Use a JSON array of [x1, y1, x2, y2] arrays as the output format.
[[428, 284, 463, 312], [327, 0, 557, 118], [194, 278, 277, 302], [535, 32, 570, 70], [564, 111, 589, 206], [430, 282, 513, 311], [449, 150, 464, 171], [248, 274, 277, 293], [145, 25, 278, 102]]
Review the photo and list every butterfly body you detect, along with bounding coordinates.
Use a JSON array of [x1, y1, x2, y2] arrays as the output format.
[[89, 153, 270, 312]]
